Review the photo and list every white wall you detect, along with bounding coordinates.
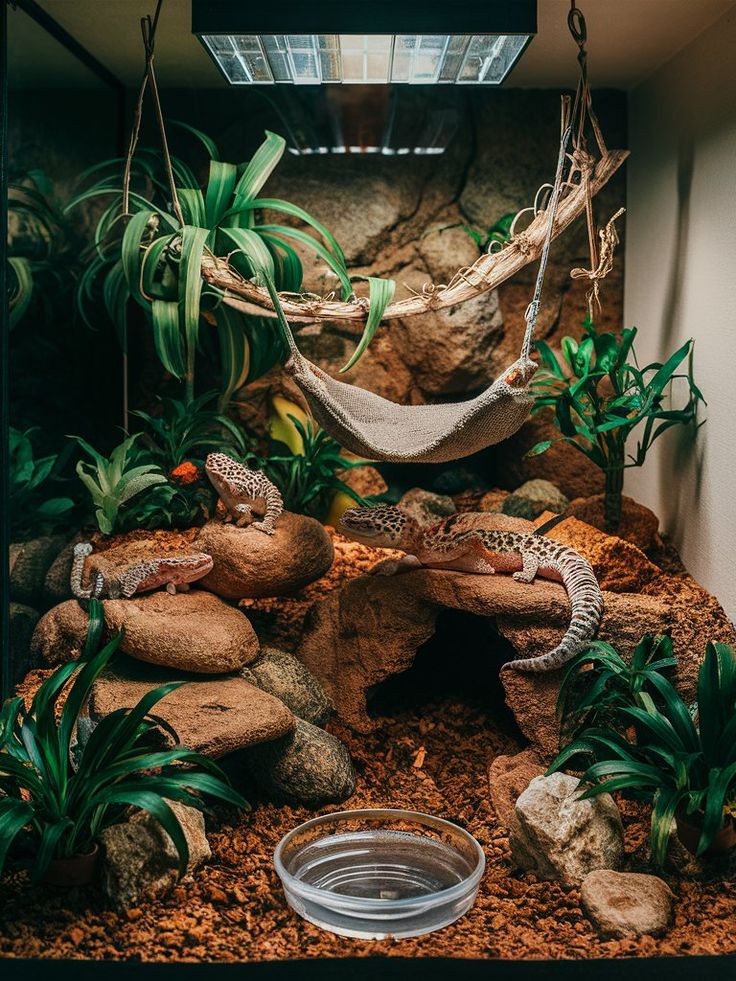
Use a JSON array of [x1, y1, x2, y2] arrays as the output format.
[[624, 7, 736, 619]]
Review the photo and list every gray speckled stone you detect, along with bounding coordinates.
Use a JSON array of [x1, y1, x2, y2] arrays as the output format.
[[242, 648, 333, 727], [246, 717, 356, 807]]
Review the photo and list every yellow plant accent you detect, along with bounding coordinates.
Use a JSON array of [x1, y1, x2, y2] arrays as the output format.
[[268, 395, 309, 454]]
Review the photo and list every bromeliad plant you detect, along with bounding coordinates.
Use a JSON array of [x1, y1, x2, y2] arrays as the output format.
[[73, 433, 169, 535], [0, 600, 246, 882], [10, 427, 76, 539], [529, 319, 704, 531], [549, 637, 736, 866], [69, 125, 394, 406]]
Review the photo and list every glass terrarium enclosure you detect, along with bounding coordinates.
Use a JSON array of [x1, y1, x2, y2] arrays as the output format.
[[2, 0, 736, 976]]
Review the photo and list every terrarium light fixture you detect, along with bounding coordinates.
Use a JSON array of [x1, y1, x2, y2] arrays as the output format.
[[192, 0, 536, 86]]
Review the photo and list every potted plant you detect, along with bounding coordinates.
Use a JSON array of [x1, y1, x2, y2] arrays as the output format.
[[549, 636, 736, 865], [0, 600, 247, 886]]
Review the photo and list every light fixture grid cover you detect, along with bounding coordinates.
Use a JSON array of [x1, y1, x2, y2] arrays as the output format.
[[199, 33, 532, 85]]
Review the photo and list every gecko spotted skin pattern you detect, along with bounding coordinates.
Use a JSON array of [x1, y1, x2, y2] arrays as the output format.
[[71, 543, 213, 600], [339, 505, 604, 673], [204, 452, 283, 535]]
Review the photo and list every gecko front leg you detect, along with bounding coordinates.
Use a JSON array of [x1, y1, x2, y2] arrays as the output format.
[[234, 503, 253, 527], [370, 554, 423, 576], [251, 482, 284, 536], [513, 551, 540, 584]]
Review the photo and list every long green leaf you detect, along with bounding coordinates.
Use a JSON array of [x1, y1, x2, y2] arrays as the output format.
[[151, 300, 186, 379], [342, 276, 396, 371]]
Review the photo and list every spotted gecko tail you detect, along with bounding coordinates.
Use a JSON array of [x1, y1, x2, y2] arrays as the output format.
[[504, 547, 604, 673]]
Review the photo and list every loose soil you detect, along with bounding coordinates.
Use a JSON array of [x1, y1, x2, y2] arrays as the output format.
[[2, 533, 735, 962]]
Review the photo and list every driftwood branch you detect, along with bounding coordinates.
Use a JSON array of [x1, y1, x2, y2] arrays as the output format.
[[201, 148, 628, 325]]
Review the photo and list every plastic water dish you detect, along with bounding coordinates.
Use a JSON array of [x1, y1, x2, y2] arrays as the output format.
[[274, 808, 485, 939]]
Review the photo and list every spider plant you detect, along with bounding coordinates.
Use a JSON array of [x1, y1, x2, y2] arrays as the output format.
[[557, 634, 679, 739], [549, 639, 736, 865], [68, 125, 394, 406], [73, 433, 168, 535], [0, 600, 246, 882], [132, 390, 248, 471], [528, 318, 704, 531], [10, 427, 76, 539], [256, 398, 368, 520]]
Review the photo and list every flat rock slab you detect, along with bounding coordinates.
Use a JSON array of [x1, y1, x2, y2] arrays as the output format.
[[195, 512, 334, 600], [299, 546, 734, 754], [90, 660, 295, 758]]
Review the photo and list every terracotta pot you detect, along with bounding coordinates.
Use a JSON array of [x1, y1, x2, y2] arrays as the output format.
[[42, 843, 99, 887], [675, 811, 736, 858]]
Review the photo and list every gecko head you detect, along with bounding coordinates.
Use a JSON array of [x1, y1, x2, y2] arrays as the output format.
[[205, 451, 240, 495], [339, 505, 418, 549]]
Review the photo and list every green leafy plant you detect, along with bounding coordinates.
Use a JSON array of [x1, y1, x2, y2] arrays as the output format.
[[132, 390, 248, 471], [549, 637, 736, 865], [7, 171, 74, 330], [453, 212, 515, 253], [529, 319, 704, 530], [73, 433, 168, 535], [10, 427, 76, 538], [557, 634, 679, 738], [69, 125, 394, 405], [0, 600, 246, 882], [257, 404, 368, 520]]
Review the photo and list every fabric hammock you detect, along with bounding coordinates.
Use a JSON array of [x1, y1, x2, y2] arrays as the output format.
[[252, 7, 623, 465], [264, 108, 572, 465]]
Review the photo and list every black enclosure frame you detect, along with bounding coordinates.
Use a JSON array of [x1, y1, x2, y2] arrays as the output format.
[[0, 3, 734, 979], [191, 0, 537, 37]]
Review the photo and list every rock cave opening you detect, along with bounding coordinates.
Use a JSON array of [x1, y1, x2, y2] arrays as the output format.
[[367, 609, 527, 747]]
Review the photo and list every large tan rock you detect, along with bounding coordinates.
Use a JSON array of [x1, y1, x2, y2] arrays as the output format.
[[566, 494, 661, 552], [90, 659, 295, 757], [100, 800, 211, 909], [32, 590, 260, 674], [532, 513, 661, 593], [511, 773, 624, 886], [488, 748, 546, 829], [31, 599, 93, 665], [9, 535, 68, 605], [195, 512, 334, 600]]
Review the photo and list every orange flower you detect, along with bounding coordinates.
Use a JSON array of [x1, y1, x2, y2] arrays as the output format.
[[170, 461, 200, 485]]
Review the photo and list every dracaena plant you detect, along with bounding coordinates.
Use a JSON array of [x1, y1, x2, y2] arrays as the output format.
[[549, 638, 736, 866], [0, 600, 246, 882], [529, 319, 704, 531], [132, 390, 248, 471], [68, 124, 394, 407], [556, 634, 679, 739]]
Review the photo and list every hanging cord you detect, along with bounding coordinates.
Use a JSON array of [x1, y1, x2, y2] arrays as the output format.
[[568, 1, 607, 279], [122, 0, 184, 226], [520, 98, 573, 362]]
